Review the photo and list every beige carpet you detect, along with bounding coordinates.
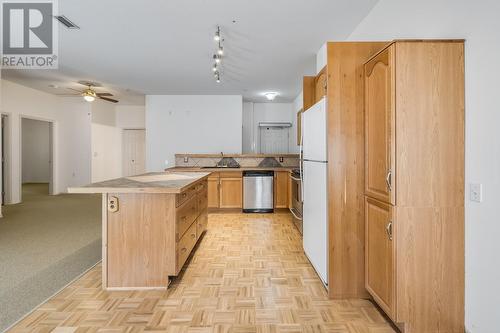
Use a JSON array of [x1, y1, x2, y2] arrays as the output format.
[[0, 184, 101, 332]]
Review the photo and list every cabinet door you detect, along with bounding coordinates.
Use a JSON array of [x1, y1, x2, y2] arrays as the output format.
[[274, 171, 289, 208], [219, 178, 242, 208], [365, 197, 395, 320], [207, 176, 219, 208], [315, 69, 327, 102], [365, 46, 395, 205]]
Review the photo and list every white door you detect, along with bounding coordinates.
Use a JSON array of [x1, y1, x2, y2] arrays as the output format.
[[302, 160, 328, 285], [303, 98, 327, 162], [123, 129, 146, 176]]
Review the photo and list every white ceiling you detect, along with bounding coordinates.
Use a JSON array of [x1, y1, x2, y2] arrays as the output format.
[[1, 0, 379, 104]]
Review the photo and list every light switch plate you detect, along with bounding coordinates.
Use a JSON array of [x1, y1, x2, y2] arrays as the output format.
[[470, 183, 482, 202]]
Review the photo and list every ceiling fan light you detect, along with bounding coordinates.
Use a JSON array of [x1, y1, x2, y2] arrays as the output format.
[[83, 95, 95, 102], [82, 88, 97, 102]]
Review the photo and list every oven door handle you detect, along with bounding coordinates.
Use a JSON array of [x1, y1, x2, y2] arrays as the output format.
[[289, 207, 303, 221]]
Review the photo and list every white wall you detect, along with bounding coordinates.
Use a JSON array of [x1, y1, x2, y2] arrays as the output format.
[[348, 1, 500, 332], [242, 102, 254, 153], [1, 80, 92, 202], [146, 95, 242, 171], [116, 105, 145, 129], [242, 102, 297, 154], [91, 100, 116, 126], [91, 123, 122, 182], [21, 118, 50, 183]]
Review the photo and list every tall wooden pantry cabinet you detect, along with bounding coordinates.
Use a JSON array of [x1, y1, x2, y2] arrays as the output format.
[[364, 40, 464, 333]]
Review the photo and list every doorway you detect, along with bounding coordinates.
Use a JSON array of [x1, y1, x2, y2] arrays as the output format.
[[21, 117, 55, 199], [122, 129, 146, 176]]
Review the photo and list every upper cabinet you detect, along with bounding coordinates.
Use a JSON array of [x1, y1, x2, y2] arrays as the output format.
[[314, 67, 327, 102], [364, 40, 465, 333], [364, 46, 395, 205], [303, 67, 327, 112]]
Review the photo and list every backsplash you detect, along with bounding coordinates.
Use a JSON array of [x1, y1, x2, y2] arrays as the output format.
[[175, 155, 299, 168]]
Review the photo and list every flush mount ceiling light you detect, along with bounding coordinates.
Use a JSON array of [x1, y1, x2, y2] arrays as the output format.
[[264, 92, 278, 101]]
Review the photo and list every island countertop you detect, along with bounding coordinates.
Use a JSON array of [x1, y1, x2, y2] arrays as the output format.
[[68, 171, 211, 194]]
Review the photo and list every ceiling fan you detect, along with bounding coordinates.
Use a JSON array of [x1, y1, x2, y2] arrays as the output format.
[[67, 81, 119, 103]]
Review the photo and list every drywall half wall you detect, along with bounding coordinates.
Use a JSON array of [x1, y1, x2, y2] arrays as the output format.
[[21, 118, 50, 183], [145, 95, 242, 171], [348, 1, 500, 332]]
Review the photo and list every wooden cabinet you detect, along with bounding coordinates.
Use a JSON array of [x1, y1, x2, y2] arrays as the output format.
[[364, 40, 464, 333], [105, 179, 208, 290], [207, 173, 220, 208], [365, 47, 395, 205], [315, 67, 327, 101], [325, 41, 388, 300], [274, 171, 289, 208], [365, 197, 395, 319], [219, 172, 242, 208]]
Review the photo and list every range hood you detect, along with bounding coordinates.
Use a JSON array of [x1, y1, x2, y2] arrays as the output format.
[[258, 122, 292, 128]]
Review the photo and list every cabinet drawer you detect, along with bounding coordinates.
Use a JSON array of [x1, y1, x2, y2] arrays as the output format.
[[219, 171, 242, 178], [196, 211, 208, 239], [177, 221, 197, 272], [176, 195, 198, 240], [195, 180, 207, 193], [176, 185, 197, 207], [197, 189, 208, 214]]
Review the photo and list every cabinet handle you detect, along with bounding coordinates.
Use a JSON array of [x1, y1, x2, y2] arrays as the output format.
[[385, 169, 392, 192], [386, 221, 393, 241]]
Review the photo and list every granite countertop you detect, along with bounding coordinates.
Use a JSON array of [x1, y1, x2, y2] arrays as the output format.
[[68, 171, 211, 194], [168, 167, 295, 172]]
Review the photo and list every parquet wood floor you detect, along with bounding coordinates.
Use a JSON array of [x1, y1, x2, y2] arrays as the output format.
[[8, 213, 396, 333]]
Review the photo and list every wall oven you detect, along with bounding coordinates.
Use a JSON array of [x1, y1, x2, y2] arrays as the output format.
[[290, 169, 303, 234]]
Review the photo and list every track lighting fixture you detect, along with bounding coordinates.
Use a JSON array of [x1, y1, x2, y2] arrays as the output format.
[[214, 26, 221, 41], [212, 26, 225, 83]]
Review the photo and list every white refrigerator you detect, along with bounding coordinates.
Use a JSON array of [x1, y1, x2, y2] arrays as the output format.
[[301, 97, 328, 286]]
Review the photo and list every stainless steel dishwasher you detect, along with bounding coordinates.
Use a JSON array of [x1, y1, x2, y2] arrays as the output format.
[[243, 171, 274, 213]]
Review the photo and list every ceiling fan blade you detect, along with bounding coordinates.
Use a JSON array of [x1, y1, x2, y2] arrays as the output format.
[[96, 92, 113, 97], [99, 96, 119, 103], [67, 87, 83, 93]]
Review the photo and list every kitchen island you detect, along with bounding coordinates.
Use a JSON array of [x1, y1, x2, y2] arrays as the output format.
[[69, 171, 210, 290]]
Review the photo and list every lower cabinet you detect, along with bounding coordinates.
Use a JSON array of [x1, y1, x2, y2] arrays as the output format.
[[207, 174, 220, 208], [219, 173, 242, 208], [274, 171, 289, 208], [365, 197, 395, 319]]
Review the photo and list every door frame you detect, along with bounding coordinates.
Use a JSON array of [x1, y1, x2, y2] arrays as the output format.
[[19, 115, 57, 201]]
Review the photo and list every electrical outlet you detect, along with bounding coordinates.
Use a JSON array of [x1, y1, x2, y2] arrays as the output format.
[[279, 156, 284, 163], [470, 183, 482, 202], [184, 156, 189, 163]]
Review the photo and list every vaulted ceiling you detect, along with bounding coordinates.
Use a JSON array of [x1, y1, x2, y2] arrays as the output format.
[[2, 0, 379, 104]]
